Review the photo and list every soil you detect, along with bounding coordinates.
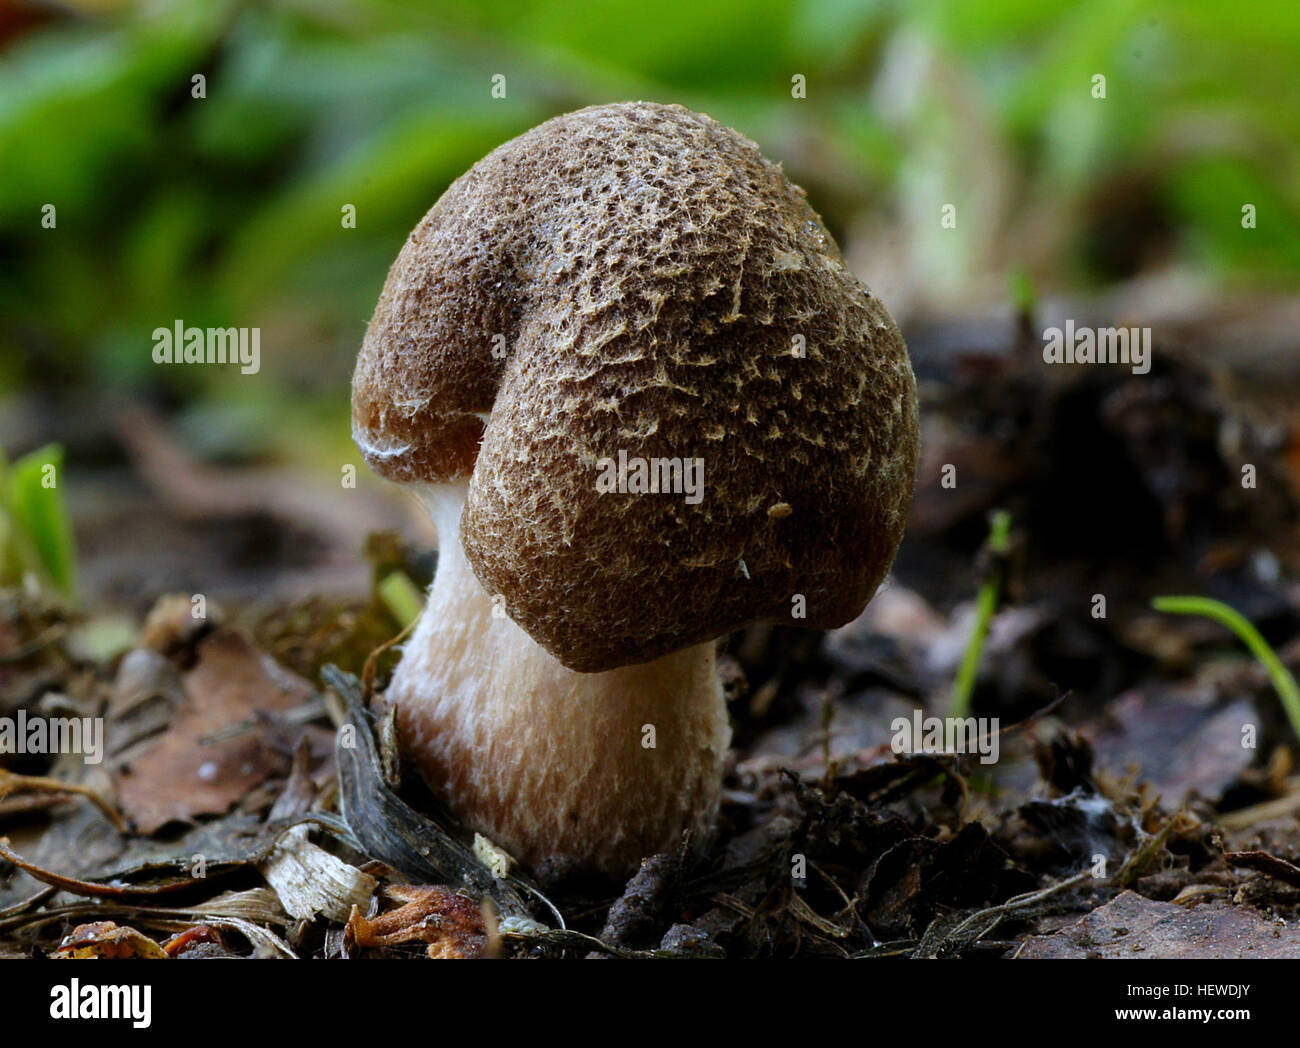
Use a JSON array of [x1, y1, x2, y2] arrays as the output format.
[[4, 314, 1300, 959]]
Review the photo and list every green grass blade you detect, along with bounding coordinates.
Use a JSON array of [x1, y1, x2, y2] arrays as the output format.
[[1152, 595, 1300, 747], [950, 509, 1013, 719], [7, 444, 78, 599], [378, 570, 424, 630]]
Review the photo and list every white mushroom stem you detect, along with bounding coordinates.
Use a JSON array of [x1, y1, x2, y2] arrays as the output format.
[[385, 480, 731, 879]]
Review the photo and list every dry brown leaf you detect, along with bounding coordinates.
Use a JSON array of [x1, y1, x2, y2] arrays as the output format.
[[1018, 890, 1300, 959], [162, 924, 222, 957], [1224, 849, 1300, 888], [261, 825, 377, 922], [114, 629, 312, 833], [346, 885, 486, 959], [53, 921, 169, 959]]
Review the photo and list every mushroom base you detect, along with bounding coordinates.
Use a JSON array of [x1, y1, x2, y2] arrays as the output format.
[[384, 482, 731, 880]]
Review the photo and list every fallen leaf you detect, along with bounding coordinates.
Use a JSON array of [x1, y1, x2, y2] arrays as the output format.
[[1017, 890, 1300, 958], [114, 629, 312, 833], [262, 825, 377, 923], [1224, 849, 1300, 888], [1083, 686, 1257, 804], [346, 885, 487, 959], [53, 921, 168, 960], [162, 924, 222, 957]]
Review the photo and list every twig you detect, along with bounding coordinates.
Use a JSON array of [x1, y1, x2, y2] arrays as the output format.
[[1114, 812, 1179, 888], [942, 869, 1093, 944], [0, 768, 125, 832]]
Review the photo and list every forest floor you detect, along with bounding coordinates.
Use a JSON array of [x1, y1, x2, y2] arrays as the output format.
[[4, 305, 1300, 958]]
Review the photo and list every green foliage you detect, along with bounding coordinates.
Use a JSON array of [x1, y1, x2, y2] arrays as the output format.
[[1, 0, 1296, 461], [1008, 266, 1038, 316], [1152, 596, 1300, 748], [0, 445, 78, 601], [950, 510, 1012, 719], [378, 570, 425, 630]]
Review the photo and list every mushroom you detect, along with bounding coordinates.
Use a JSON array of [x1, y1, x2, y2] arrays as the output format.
[[351, 102, 918, 880]]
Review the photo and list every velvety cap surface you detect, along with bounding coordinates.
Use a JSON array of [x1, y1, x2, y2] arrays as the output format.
[[352, 102, 919, 671]]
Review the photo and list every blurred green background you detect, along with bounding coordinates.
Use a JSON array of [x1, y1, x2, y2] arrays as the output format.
[[0, 0, 1297, 606]]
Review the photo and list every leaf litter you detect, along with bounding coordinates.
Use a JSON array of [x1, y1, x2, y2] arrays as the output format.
[[3, 348, 1300, 958]]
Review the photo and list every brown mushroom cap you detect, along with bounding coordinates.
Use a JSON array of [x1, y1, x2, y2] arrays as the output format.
[[352, 102, 918, 673]]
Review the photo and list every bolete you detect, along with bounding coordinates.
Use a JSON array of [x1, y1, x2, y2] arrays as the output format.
[[352, 102, 918, 880]]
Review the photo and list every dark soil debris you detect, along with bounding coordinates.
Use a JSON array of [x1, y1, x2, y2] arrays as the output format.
[[4, 349, 1300, 958]]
